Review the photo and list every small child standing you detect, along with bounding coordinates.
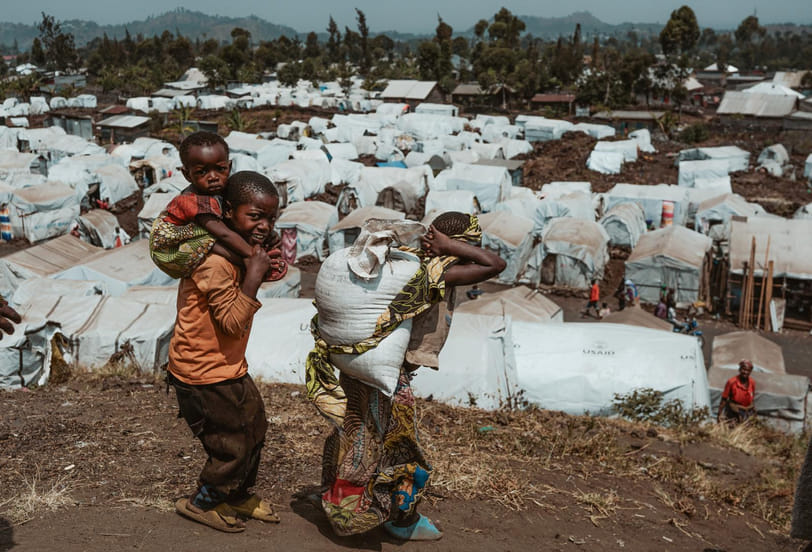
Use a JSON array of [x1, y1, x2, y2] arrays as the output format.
[[168, 171, 280, 533], [150, 131, 284, 280]]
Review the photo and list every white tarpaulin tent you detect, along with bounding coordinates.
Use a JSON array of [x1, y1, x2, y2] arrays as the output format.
[[0, 307, 58, 388], [587, 151, 623, 174], [756, 144, 790, 177], [268, 159, 331, 204], [805, 153, 812, 181], [411, 312, 518, 410], [275, 200, 337, 262], [94, 163, 139, 204], [54, 239, 174, 295], [8, 181, 80, 243], [534, 219, 609, 289], [600, 202, 647, 248], [350, 166, 431, 209], [327, 205, 405, 254], [515, 323, 710, 415], [694, 194, 768, 234], [625, 226, 712, 305], [541, 181, 591, 199], [434, 162, 511, 212], [424, 190, 480, 218], [594, 140, 638, 162], [245, 298, 317, 384], [479, 211, 535, 284], [629, 129, 655, 153], [678, 159, 730, 188], [0, 235, 102, 297], [677, 146, 750, 173], [728, 218, 812, 279], [77, 208, 123, 249], [573, 123, 615, 139], [604, 183, 689, 228]]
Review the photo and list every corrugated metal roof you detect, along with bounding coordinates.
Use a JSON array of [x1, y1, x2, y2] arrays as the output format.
[[452, 83, 485, 96], [772, 71, 808, 89], [380, 80, 437, 100], [593, 110, 664, 120], [531, 94, 575, 103], [97, 115, 151, 128], [717, 91, 797, 117]]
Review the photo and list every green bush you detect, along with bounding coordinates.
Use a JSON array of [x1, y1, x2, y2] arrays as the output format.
[[612, 387, 709, 428], [679, 123, 710, 143]]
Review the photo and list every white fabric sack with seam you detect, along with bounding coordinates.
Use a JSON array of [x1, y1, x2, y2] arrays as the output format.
[[315, 246, 421, 395]]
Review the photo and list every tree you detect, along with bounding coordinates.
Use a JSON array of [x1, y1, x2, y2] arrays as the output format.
[[326, 16, 342, 64], [734, 15, 766, 70], [659, 6, 700, 56], [199, 55, 231, 89], [304, 32, 321, 59], [356, 9, 371, 75], [30, 38, 46, 66], [37, 13, 78, 71], [277, 61, 301, 87]]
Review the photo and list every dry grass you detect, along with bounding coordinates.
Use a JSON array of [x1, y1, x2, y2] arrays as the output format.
[[0, 469, 75, 526]]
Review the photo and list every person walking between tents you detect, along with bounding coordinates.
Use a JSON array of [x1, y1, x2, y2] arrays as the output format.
[[717, 360, 756, 425], [583, 280, 600, 318]]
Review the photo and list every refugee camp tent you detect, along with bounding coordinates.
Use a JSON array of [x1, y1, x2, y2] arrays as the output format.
[[678, 159, 730, 188], [94, 164, 140, 204], [415, 103, 458, 117], [586, 150, 623, 174], [7, 181, 80, 243], [515, 323, 710, 415], [11, 277, 105, 306], [677, 146, 750, 172], [497, 138, 533, 160], [268, 159, 331, 204], [601, 305, 672, 331], [0, 235, 102, 297], [629, 129, 655, 153], [53, 239, 174, 295], [434, 162, 511, 212], [573, 123, 615, 139], [535, 219, 609, 288], [226, 133, 295, 169], [0, 305, 59, 388], [397, 113, 465, 140], [412, 287, 562, 409], [77, 209, 123, 249], [805, 153, 812, 181], [137, 192, 176, 238], [0, 151, 40, 180], [794, 202, 812, 220], [694, 194, 768, 234], [541, 181, 591, 199], [350, 165, 431, 209], [728, 218, 812, 280], [523, 118, 574, 142], [594, 140, 638, 162], [245, 298, 318, 385], [710, 331, 807, 432], [756, 144, 790, 177], [444, 149, 480, 167], [404, 151, 447, 172], [327, 205, 405, 254], [276, 200, 337, 263], [604, 183, 689, 227], [375, 180, 421, 214], [478, 211, 536, 284], [599, 202, 647, 248], [424, 190, 480, 217], [625, 226, 712, 306], [322, 143, 359, 161], [409, 311, 518, 410]]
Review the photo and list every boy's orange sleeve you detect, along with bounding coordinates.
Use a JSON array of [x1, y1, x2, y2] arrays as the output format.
[[192, 258, 261, 337]]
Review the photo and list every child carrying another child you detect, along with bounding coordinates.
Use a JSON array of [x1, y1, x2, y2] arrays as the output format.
[[150, 131, 285, 280], [168, 171, 280, 533]]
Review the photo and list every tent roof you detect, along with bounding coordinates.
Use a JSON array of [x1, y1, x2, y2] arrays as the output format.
[[711, 331, 784, 374], [696, 193, 756, 213], [455, 285, 562, 322], [1, 234, 102, 276], [330, 206, 405, 232], [743, 81, 804, 98], [97, 115, 151, 128], [717, 91, 796, 117], [542, 218, 608, 255], [380, 80, 437, 100], [277, 200, 336, 227], [729, 217, 812, 278], [601, 305, 672, 331], [627, 226, 711, 268], [479, 210, 535, 247]]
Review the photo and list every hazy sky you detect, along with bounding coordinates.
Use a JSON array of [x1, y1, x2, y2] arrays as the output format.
[[7, 1, 812, 33]]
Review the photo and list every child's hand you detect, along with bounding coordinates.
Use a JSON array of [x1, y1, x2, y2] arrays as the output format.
[[245, 245, 273, 281], [421, 225, 453, 257]]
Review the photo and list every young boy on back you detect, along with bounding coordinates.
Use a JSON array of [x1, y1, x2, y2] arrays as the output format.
[[168, 171, 280, 533], [150, 131, 284, 280]]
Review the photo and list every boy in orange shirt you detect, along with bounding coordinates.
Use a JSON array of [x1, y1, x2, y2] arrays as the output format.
[[168, 171, 279, 533]]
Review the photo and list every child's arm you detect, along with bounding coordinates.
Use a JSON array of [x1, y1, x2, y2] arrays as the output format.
[[241, 245, 272, 299], [421, 225, 506, 286], [196, 214, 255, 259]]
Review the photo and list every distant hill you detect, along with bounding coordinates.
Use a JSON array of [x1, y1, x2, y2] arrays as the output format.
[[0, 8, 299, 50], [511, 11, 663, 39]]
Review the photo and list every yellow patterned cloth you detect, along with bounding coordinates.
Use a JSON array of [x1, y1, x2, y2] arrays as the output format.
[[149, 213, 216, 279]]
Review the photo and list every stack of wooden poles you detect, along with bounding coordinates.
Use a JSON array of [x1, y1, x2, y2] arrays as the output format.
[[738, 236, 774, 331]]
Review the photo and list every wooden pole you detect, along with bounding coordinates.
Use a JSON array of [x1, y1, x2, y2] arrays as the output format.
[[745, 236, 757, 329], [764, 260, 774, 332], [738, 267, 747, 327], [756, 236, 771, 331]]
